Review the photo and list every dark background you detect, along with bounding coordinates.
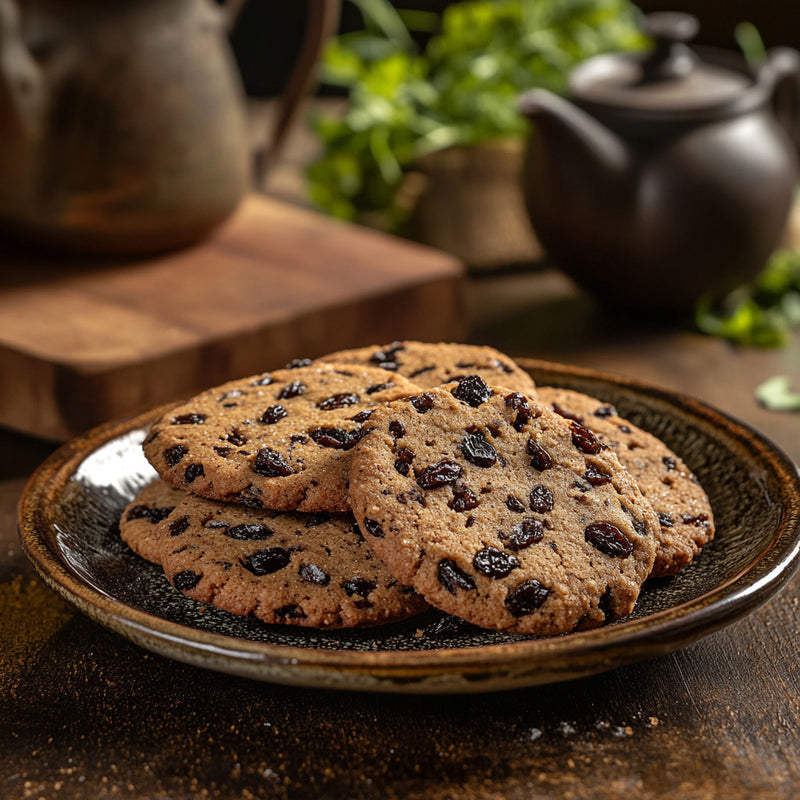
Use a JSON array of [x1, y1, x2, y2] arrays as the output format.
[[229, 0, 800, 97]]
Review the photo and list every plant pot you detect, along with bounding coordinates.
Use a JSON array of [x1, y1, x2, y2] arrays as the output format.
[[403, 139, 543, 271]]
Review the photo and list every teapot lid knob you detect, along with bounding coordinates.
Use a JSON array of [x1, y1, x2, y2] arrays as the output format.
[[568, 10, 755, 116], [641, 12, 699, 44], [640, 12, 699, 82]]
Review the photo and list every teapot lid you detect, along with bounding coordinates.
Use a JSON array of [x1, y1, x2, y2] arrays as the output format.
[[569, 12, 755, 117]]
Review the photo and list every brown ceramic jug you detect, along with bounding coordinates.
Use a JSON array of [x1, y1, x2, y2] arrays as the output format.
[[518, 12, 800, 313], [0, 0, 339, 255]]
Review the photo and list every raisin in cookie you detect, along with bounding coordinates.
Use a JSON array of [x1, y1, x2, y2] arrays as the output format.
[[143, 363, 420, 512], [125, 486, 428, 628], [348, 376, 659, 636], [537, 386, 715, 577], [320, 341, 537, 396], [120, 480, 188, 564]]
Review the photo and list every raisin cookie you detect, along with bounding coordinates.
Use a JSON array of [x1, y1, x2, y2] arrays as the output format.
[[123, 483, 428, 628], [348, 376, 659, 636], [320, 341, 537, 397], [537, 386, 715, 577], [120, 480, 188, 564], [143, 363, 420, 512]]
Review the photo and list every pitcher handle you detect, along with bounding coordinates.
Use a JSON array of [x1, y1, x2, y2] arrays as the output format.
[[222, 0, 342, 184], [0, 0, 45, 139]]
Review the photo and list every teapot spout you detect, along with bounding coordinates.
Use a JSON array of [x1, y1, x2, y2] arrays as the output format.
[[518, 88, 630, 188], [517, 88, 632, 280]]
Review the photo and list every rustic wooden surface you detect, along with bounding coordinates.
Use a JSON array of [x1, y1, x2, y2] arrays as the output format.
[[0, 193, 463, 442], [3, 96, 800, 799], [2, 263, 799, 799]]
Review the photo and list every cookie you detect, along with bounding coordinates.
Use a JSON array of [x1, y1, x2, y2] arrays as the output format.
[[143, 363, 420, 512], [120, 480, 188, 564], [319, 341, 537, 396], [125, 483, 429, 628], [348, 376, 659, 636], [536, 386, 715, 577]]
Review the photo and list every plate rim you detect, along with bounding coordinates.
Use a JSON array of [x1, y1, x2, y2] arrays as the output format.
[[17, 359, 800, 692]]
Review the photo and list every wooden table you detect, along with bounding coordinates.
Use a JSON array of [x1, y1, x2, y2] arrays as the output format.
[[2, 256, 799, 799], [0, 193, 463, 442], [4, 97, 800, 797]]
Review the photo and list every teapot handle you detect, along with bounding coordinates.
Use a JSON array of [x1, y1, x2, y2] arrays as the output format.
[[221, 0, 342, 184], [761, 47, 800, 153]]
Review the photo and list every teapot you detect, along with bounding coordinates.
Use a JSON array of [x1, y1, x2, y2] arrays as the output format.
[[0, 0, 339, 256], [518, 12, 800, 313]]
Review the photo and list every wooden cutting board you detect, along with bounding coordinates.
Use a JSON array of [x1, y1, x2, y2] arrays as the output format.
[[0, 194, 464, 441]]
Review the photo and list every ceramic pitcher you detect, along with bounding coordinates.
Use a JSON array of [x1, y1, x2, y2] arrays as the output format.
[[0, 0, 339, 255]]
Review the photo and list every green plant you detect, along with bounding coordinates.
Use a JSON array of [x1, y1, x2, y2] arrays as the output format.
[[695, 248, 800, 348], [306, 0, 645, 229]]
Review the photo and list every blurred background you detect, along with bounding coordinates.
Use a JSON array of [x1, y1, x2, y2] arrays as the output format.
[[231, 1, 800, 96], [1, 0, 799, 451]]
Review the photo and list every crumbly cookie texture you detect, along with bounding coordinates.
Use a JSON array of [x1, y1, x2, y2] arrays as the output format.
[[143, 363, 420, 513], [122, 480, 429, 628], [536, 387, 715, 577], [348, 376, 659, 636], [120, 480, 188, 564], [319, 341, 537, 397]]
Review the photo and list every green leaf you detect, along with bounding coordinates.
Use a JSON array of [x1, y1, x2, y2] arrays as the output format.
[[319, 39, 364, 85], [349, 0, 416, 51], [695, 248, 800, 348], [782, 292, 800, 325], [755, 375, 800, 412], [695, 297, 789, 347], [397, 10, 441, 34], [735, 21, 766, 66], [753, 248, 800, 301]]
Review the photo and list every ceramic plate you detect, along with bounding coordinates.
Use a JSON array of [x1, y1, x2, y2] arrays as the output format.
[[18, 359, 800, 694]]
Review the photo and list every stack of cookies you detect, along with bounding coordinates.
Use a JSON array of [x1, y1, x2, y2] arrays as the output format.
[[120, 341, 714, 635]]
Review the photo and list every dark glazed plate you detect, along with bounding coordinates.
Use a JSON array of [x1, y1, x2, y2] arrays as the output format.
[[18, 359, 800, 693]]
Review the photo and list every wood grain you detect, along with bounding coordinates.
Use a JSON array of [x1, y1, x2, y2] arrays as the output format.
[[3, 277, 800, 796], [1, 468, 799, 799], [0, 194, 464, 441]]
